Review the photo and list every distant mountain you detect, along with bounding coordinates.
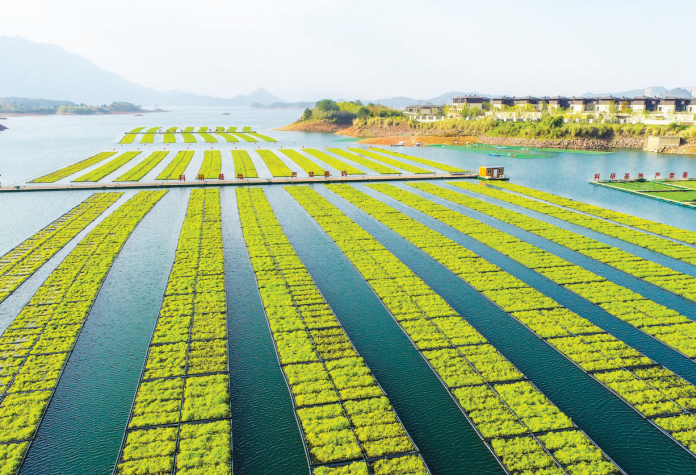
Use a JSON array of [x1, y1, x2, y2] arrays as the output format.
[[369, 91, 493, 108], [251, 101, 316, 110], [0, 36, 283, 107], [581, 86, 693, 98]]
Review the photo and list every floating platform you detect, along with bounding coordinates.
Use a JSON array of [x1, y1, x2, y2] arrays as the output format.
[[1, 172, 479, 193], [590, 179, 696, 210]]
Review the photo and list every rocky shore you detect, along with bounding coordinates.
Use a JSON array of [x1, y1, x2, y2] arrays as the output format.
[[478, 135, 645, 150], [274, 120, 351, 132]]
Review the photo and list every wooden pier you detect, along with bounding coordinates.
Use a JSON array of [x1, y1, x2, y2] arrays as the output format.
[[1, 173, 479, 193]]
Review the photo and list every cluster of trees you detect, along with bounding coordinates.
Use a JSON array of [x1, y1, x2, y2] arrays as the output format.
[[0, 98, 144, 114], [300, 99, 403, 124]]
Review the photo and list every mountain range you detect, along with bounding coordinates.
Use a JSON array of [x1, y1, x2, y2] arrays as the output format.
[[0, 36, 283, 107]]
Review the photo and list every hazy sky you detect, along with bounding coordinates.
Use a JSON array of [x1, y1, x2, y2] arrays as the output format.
[[2, 0, 695, 101]]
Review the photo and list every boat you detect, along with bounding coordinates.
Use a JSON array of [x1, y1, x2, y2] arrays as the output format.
[[415, 142, 424, 147], [222, 112, 230, 115], [488, 152, 500, 156], [391, 141, 405, 147], [134, 114, 143, 116], [494, 146, 508, 150]]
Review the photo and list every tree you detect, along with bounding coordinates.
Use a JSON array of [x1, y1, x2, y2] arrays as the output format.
[[357, 106, 372, 119], [302, 108, 312, 121], [315, 99, 339, 112]]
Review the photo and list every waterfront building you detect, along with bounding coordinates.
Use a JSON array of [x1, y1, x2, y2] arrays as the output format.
[[492, 97, 514, 109], [659, 97, 690, 113], [404, 105, 445, 122], [545, 97, 570, 110], [630, 96, 659, 112], [569, 97, 596, 113]]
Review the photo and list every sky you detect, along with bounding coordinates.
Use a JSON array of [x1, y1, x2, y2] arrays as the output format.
[[1, 0, 695, 101]]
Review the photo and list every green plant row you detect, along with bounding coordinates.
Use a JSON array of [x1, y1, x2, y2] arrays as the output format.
[[234, 133, 258, 142], [247, 132, 277, 142], [164, 133, 176, 143], [120, 134, 137, 144], [140, 134, 155, 144], [0, 193, 121, 305], [215, 127, 224, 132], [146, 127, 161, 133], [184, 127, 194, 132], [197, 127, 208, 133], [117, 419, 231, 475], [30, 151, 117, 183], [226, 127, 236, 133], [490, 182, 696, 264], [257, 150, 293, 177], [216, 133, 238, 143], [304, 149, 365, 176], [129, 127, 146, 134], [182, 133, 197, 143], [285, 185, 621, 475], [73, 152, 142, 182], [327, 149, 401, 175], [115, 152, 169, 182], [157, 151, 195, 180], [198, 133, 218, 144], [242, 126, 252, 132], [350, 183, 696, 455], [198, 151, 222, 179], [166, 127, 178, 132], [0, 191, 166, 475], [237, 188, 426, 472], [411, 182, 696, 360], [348, 149, 431, 174], [280, 150, 328, 176], [369, 148, 467, 173], [231, 151, 258, 178], [115, 189, 231, 475]]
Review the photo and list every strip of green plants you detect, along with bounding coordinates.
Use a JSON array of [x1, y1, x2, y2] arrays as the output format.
[[129, 127, 146, 134], [114, 189, 230, 475], [246, 132, 277, 142], [226, 127, 236, 133], [233, 133, 258, 143], [115, 152, 169, 182], [166, 127, 178, 133], [140, 134, 156, 144], [30, 152, 117, 183], [198, 133, 218, 144], [216, 133, 238, 143], [120, 134, 137, 144], [0, 191, 166, 475], [280, 150, 328, 176], [257, 150, 293, 177], [163, 133, 176, 143], [325, 183, 696, 457], [493, 182, 696, 258], [369, 148, 467, 173], [231, 151, 258, 178], [349, 149, 432, 174], [242, 126, 252, 132], [197, 127, 208, 133], [73, 152, 142, 182], [304, 149, 365, 176], [184, 127, 194, 133], [327, 149, 400, 175], [215, 127, 224, 132], [0, 193, 121, 305], [411, 182, 696, 360], [156, 151, 194, 180], [145, 127, 161, 133], [286, 185, 622, 475], [238, 187, 427, 473], [182, 133, 197, 143], [198, 151, 222, 179]]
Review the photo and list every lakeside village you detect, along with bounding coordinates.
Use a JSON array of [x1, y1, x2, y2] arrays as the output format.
[[405, 95, 696, 126]]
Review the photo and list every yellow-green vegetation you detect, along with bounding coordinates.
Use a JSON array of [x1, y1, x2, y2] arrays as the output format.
[[30, 152, 116, 183], [492, 182, 696, 256], [140, 134, 156, 144], [0, 191, 166, 474], [198, 151, 222, 179], [232, 133, 258, 143], [73, 151, 142, 182], [304, 149, 365, 175], [246, 132, 276, 142], [242, 126, 252, 132], [279, 150, 327, 175], [115, 152, 169, 182], [370, 148, 467, 173], [300, 100, 403, 125], [226, 126, 237, 133], [129, 127, 146, 133], [184, 127, 194, 132], [182, 133, 197, 143], [163, 133, 176, 143], [257, 150, 293, 177], [0, 193, 121, 305], [120, 134, 137, 144], [145, 127, 161, 133], [327, 149, 400, 175], [199, 133, 218, 143], [231, 151, 258, 178], [197, 127, 208, 133], [216, 133, 238, 143], [237, 187, 427, 471], [329, 182, 696, 456], [115, 189, 230, 475], [349, 149, 432, 174], [286, 185, 621, 475], [419, 181, 696, 359], [157, 151, 194, 180]]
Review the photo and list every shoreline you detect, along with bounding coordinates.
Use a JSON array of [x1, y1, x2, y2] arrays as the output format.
[[0, 110, 164, 118]]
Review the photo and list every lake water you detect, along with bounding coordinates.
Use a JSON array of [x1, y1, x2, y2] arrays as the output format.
[[1, 108, 696, 474]]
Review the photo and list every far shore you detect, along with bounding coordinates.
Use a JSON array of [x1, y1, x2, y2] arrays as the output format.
[[0, 110, 166, 118]]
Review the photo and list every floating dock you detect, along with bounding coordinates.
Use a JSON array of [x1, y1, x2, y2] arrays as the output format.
[[1, 172, 479, 193], [590, 178, 696, 210]]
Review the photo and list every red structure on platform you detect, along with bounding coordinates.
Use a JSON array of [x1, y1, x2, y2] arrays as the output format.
[[179, 175, 185, 181], [610, 173, 616, 180]]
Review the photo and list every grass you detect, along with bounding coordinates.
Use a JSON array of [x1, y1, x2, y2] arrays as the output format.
[[115, 152, 169, 182], [231, 151, 258, 178], [156, 151, 194, 180], [257, 150, 293, 177], [73, 151, 142, 182], [30, 152, 117, 183]]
